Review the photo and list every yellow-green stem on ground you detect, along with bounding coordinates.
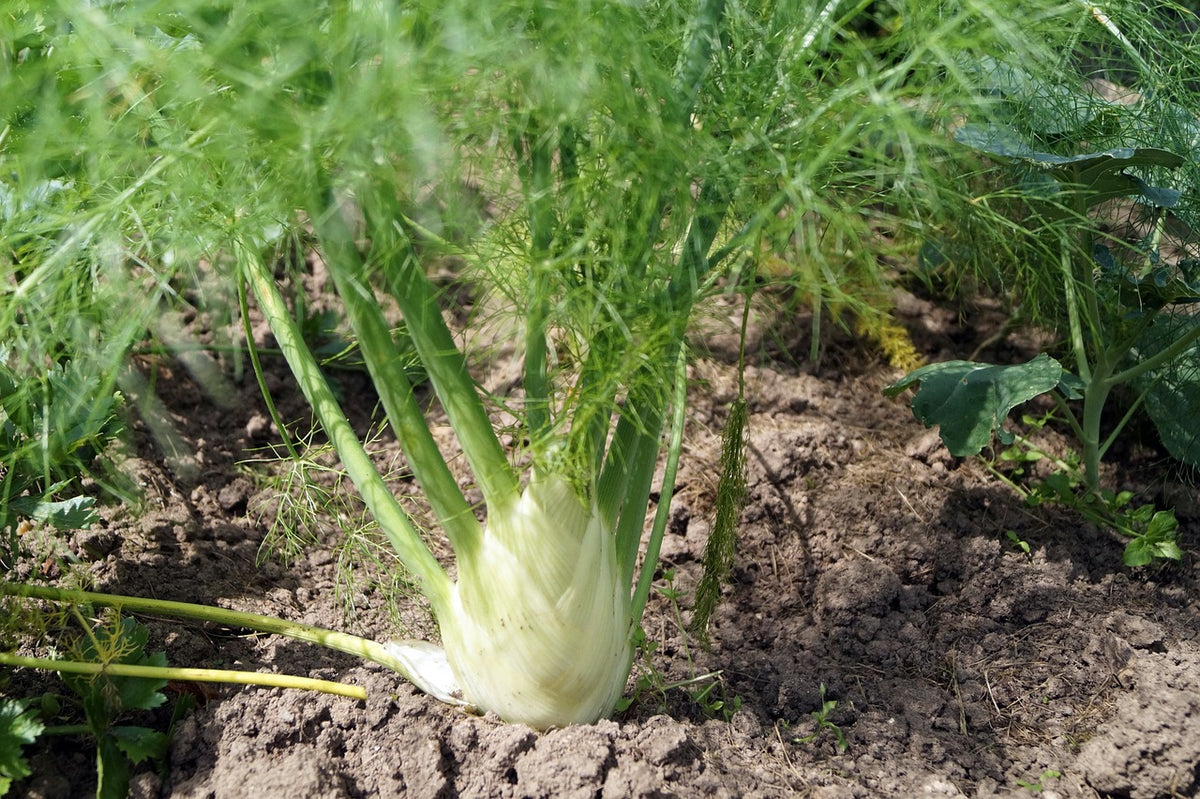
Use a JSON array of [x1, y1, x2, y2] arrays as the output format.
[[0, 653, 367, 700]]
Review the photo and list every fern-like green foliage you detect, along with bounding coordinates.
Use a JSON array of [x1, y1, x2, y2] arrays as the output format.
[[690, 397, 748, 644]]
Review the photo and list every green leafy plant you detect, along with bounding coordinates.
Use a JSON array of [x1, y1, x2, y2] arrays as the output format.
[[887, 13, 1200, 562], [0, 697, 43, 797], [619, 569, 744, 721], [0, 350, 123, 536], [988, 415, 1183, 565], [59, 615, 171, 799], [1026, 473, 1182, 567], [792, 683, 849, 754], [1016, 768, 1062, 793], [0, 615, 172, 799], [886, 138, 1199, 485], [0, 606, 374, 796], [1005, 529, 1033, 556]]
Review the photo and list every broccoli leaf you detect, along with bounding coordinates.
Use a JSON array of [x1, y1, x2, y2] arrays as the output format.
[[962, 56, 1111, 136], [1099, 252, 1200, 311], [1131, 315, 1200, 469], [954, 123, 1182, 209], [884, 354, 1064, 456], [956, 123, 1182, 173]]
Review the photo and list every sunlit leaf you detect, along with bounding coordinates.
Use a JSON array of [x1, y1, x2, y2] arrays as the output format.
[[884, 354, 1064, 456]]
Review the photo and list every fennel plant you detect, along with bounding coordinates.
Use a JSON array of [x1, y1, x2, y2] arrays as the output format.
[[2, 0, 1089, 729]]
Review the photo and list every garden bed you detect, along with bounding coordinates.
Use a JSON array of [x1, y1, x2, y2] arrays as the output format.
[[14, 289, 1199, 798]]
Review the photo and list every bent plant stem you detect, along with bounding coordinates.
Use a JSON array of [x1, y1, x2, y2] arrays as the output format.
[[1078, 359, 1115, 495], [1109, 319, 1200, 387], [306, 194, 482, 556], [1060, 242, 1092, 385], [237, 275, 301, 461], [0, 582, 407, 693], [1058, 192, 1200, 491], [0, 652, 365, 700], [630, 345, 690, 626], [239, 237, 454, 616]]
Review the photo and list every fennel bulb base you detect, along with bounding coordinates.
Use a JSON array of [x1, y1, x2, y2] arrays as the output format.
[[439, 475, 633, 729]]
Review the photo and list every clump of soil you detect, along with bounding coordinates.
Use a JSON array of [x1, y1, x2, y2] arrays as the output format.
[[7, 288, 1198, 799]]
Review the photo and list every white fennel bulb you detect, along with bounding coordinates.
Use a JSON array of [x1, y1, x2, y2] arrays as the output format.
[[440, 474, 633, 729]]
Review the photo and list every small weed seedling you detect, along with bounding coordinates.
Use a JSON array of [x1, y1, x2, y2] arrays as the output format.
[[0, 350, 124, 539], [0, 605, 375, 798], [1005, 530, 1032, 557], [1016, 768, 1062, 794], [58, 614, 172, 799], [619, 569, 744, 722], [792, 683, 849, 754], [988, 416, 1181, 565]]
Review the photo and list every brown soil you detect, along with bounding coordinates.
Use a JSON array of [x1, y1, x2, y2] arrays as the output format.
[[7, 286, 1199, 799]]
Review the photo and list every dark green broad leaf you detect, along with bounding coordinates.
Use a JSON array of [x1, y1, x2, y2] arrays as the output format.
[[111, 726, 170, 765], [1123, 509, 1183, 568], [963, 56, 1109, 136], [1084, 168, 1181, 208], [956, 123, 1182, 171], [58, 617, 169, 799], [0, 698, 44, 796], [96, 735, 131, 799], [1131, 315, 1200, 469], [883, 354, 1065, 456], [1098, 248, 1200, 309], [955, 123, 1182, 207]]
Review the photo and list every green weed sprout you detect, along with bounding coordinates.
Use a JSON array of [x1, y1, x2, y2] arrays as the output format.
[[792, 683, 849, 753], [2, 0, 1085, 728], [0, 351, 119, 535]]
